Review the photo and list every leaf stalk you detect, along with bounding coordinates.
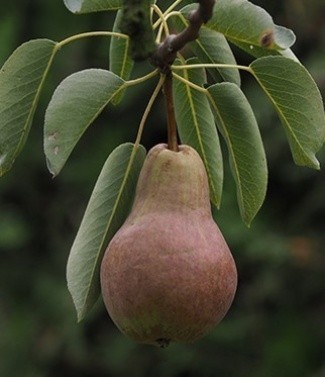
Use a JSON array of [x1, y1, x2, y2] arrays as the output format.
[[134, 75, 166, 148]]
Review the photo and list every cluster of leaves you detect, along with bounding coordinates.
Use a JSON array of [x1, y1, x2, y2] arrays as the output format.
[[0, 0, 324, 321]]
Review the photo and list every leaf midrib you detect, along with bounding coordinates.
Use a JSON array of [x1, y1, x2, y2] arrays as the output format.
[[250, 66, 311, 163], [207, 89, 244, 211]]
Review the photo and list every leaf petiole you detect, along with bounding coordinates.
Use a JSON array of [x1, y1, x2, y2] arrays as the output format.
[[134, 74, 166, 147], [164, 11, 182, 24], [153, 0, 184, 30], [152, 5, 170, 35], [125, 69, 159, 88], [172, 72, 207, 94], [57, 31, 128, 49], [152, 4, 170, 43], [172, 63, 251, 72]]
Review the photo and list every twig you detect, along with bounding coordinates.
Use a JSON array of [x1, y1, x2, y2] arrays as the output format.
[[150, 0, 215, 73]]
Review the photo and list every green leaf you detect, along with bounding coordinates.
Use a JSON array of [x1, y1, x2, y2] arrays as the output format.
[[173, 60, 223, 208], [280, 48, 299, 63], [274, 25, 296, 50], [0, 39, 57, 177], [208, 82, 267, 225], [63, 0, 120, 13], [250, 56, 325, 169], [231, 25, 297, 60], [110, 9, 134, 105], [170, 13, 240, 85], [44, 69, 125, 176], [67, 142, 146, 321], [181, 0, 296, 57], [191, 27, 241, 86]]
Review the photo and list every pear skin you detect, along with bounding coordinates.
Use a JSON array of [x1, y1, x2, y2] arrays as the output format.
[[100, 144, 237, 346]]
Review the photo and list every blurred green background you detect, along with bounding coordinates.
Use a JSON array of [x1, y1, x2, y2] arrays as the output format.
[[0, 1, 324, 376]]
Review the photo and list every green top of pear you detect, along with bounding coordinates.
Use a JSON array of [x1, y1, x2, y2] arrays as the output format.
[[131, 144, 211, 216]]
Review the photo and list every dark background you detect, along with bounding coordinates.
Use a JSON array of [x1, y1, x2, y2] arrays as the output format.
[[0, 1, 324, 376]]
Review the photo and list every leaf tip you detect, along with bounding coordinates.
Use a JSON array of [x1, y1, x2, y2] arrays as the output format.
[[67, 284, 86, 323], [241, 210, 256, 229], [45, 157, 59, 178], [76, 311, 85, 323], [294, 154, 321, 171], [314, 161, 321, 171], [0, 153, 10, 177], [245, 220, 252, 229], [311, 155, 321, 170], [0, 164, 5, 178], [210, 195, 221, 210], [63, 0, 81, 14]]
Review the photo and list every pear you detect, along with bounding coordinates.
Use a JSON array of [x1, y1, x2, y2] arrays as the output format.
[[100, 144, 237, 346]]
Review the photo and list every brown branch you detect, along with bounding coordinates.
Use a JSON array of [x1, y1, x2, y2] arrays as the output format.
[[150, 0, 215, 73]]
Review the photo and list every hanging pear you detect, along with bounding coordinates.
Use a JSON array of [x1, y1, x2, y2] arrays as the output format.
[[100, 144, 237, 347]]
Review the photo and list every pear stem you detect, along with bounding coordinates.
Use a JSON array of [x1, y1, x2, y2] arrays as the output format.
[[163, 73, 179, 152]]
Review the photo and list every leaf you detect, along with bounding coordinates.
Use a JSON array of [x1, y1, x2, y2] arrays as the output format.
[[67, 142, 146, 321], [0, 39, 57, 177], [274, 25, 296, 50], [44, 69, 125, 176], [280, 48, 299, 63], [63, 0, 120, 13], [208, 82, 268, 225], [109, 9, 134, 105], [173, 60, 223, 207], [231, 25, 297, 60], [191, 27, 241, 86], [181, 1, 296, 57], [170, 13, 240, 85], [250, 56, 325, 169]]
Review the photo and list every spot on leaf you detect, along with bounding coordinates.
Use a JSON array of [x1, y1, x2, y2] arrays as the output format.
[[260, 29, 274, 48], [48, 132, 58, 142]]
